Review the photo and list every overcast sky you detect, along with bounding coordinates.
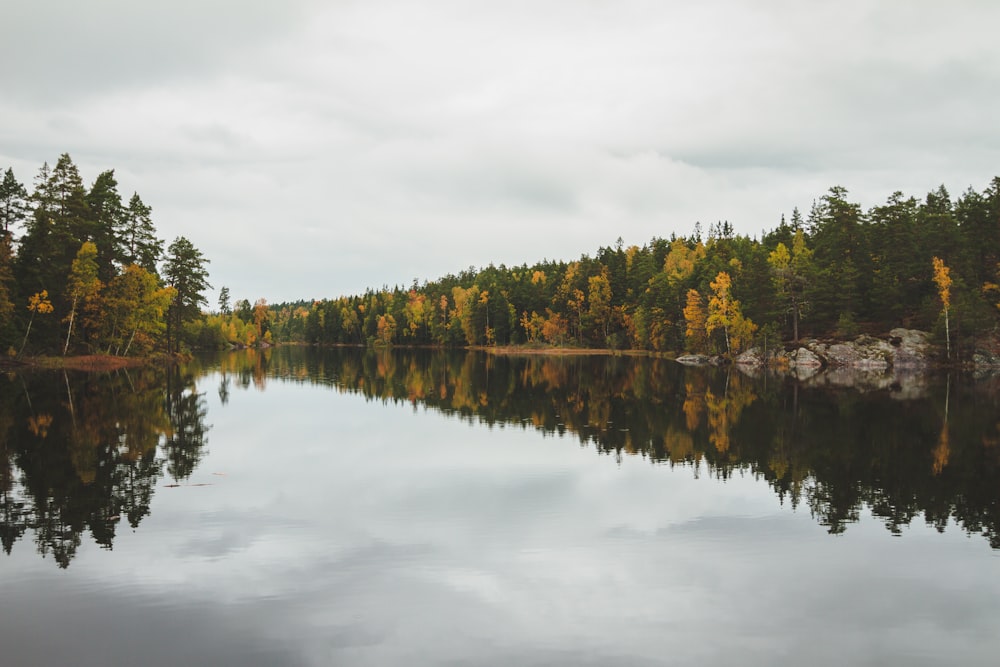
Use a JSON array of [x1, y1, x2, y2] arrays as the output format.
[[2, 0, 998, 304]]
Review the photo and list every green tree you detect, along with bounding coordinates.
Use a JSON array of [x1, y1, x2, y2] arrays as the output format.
[[162, 237, 211, 353], [808, 187, 869, 329], [16, 156, 91, 327], [867, 191, 922, 322], [86, 170, 125, 282], [0, 235, 15, 346], [218, 286, 231, 315], [121, 193, 162, 272], [955, 178, 1000, 288], [0, 168, 29, 239]]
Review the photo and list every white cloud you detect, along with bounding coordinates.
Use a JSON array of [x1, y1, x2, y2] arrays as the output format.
[[3, 0, 999, 301]]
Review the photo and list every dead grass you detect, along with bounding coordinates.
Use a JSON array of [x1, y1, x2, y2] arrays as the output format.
[[26, 354, 149, 371]]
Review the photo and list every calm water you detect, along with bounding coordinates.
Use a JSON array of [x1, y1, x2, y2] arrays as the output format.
[[1, 347, 999, 666]]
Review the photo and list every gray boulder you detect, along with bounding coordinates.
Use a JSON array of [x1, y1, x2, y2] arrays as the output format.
[[789, 347, 823, 368], [676, 354, 712, 366], [734, 347, 765, 366], [888, 328, 931, 369]]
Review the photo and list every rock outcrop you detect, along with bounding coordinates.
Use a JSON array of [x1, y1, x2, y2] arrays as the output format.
[[729, 329, 936, 395], [695, 328, 1000, 380], [735, 328, 933, 372], [676, 354, 728, 366]]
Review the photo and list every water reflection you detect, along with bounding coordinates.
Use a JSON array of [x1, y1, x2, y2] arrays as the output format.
[[203, 347, 1000, 548], [3, 346, 1000, 569], [0, 366, 209, 567]]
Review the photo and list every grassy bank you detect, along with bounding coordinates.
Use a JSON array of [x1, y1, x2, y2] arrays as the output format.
[[2, 354, 155, 372]]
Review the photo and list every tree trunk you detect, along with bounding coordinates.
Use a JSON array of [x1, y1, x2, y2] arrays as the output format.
[[63, 296, 77, 356], [123, 326, 138, 357], [944, 307, 950, 360], [18, 313, 34, 357], [166, 306, 173, 355], [792, 298, 800, 344]]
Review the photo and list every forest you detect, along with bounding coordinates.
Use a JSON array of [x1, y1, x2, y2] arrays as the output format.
[[2, 153, 999, 361], [0, 154, 211, 357], [259, 178, 1000, 361]]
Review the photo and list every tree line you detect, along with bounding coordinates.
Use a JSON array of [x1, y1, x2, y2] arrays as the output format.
[[260, 179, 1000, 359], [6, 154, 995, 359], [0, 154, 211, 356]]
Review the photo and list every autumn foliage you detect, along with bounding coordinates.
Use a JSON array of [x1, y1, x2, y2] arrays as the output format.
[[1, 154, 210, 356]]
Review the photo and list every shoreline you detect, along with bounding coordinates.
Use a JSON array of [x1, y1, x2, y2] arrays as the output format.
[[477, 345, 674, 358], [1, 354, 163, 372]]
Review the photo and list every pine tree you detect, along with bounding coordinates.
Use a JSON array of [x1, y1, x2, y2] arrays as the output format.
[[0, 168, 29, 239], [218, 286, 231, 315], [808, 186, 870, 329], [162, 236, 211, 353], [16, 156, 91, 319], [0, 234, 15, 347], [86, 170, 124, 283], [121, 193, 163, 273]]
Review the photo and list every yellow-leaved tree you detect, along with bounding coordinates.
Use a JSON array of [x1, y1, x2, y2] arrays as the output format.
[[587, 269, 612, 342], [104, 264, 175, 355], [64, 241, 102, 354], [706, 271, 756, 355], [932, 256, 952, 359], [663, 238, 706, 285], [683, 289, 708, 352], [20, 290, 54, 356]]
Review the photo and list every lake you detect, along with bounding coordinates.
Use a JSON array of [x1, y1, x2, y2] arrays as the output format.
[[2, 347, 999, 666]]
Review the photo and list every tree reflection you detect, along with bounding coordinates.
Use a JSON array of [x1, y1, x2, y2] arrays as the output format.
[[164, 366, 210, 481], [0, 365, 210, 567], [5, 347, 1000, 566], [215, 347, 1000, 549]]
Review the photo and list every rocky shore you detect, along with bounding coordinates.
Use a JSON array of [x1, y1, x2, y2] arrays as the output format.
[[677, 328, 1000, 394], [738, 328, 934, 371]]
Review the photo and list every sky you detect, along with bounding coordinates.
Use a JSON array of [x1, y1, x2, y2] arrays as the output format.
[[2, 0, 999, 305]]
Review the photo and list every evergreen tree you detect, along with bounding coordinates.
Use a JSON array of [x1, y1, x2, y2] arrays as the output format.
[[86, 170, 124, 283], [162, 236, 211, 353], [0, 168, 29, 239], [48, 153, 92, 244], [16, 156, 91, 323], [121, 193, 162, 273], [0, 235, 15, 348], [218, 286, 231, 315], [867, 192, 921, 322], [808, 187, 870, 329]]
